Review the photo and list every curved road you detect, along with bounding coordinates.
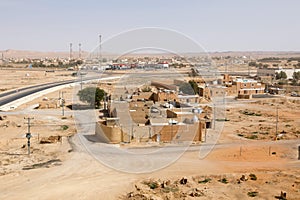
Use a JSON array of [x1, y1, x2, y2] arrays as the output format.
[[0, 75, 108, 107]]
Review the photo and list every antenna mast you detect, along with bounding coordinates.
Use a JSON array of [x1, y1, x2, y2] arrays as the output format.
[[69, 43, 73, 60], [79, 43, 82, 59]]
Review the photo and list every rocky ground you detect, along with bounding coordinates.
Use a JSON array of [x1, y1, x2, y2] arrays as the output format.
[[122, 171, 300, 200]]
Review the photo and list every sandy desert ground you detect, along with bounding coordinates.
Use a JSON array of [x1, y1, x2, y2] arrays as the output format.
[[0, 69, 299, 200], [0, 68, 75, 92]]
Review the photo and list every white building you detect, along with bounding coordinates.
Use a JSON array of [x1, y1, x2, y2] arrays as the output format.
[[257, 67, 300, 79], [157, 62, 169, 68]]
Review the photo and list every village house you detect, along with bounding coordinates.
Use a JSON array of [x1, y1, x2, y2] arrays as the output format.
[[95, 81, 212, 144], [222, 74, 265, 99]]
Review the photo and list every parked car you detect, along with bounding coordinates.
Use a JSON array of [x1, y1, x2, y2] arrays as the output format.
[[291, 92, 300, 97]]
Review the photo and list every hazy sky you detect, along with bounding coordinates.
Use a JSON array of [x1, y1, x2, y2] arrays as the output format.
[[1, 0, 300, 52]]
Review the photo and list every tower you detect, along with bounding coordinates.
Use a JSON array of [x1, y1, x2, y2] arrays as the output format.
[[69, 43, 73, 60], [79, 43, 82, 59], [99, 34, 102, 68]]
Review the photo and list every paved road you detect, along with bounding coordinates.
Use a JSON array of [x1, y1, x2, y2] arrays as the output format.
[[0, 72, 116, 107], [0, 80, 76, 106]]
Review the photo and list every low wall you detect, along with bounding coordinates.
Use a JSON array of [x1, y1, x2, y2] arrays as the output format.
[[238, 94, 252, 99], [96, 121, 203, 144], [95, 122, 124, 143], [151, 122, 202, 142]]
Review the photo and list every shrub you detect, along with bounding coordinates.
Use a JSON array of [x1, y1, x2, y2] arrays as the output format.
[[246, 135, 258, 140], [247, 191, 258, 197], [162, 187, 179, 193], [61, 125, 69, 130], [143, 181, 159, 189], [198, 178, 211, 184], [249, 174, 257, 181], [241, 110, 261, 116], [216, 118, 230, 121], [218, 178, 228, 184], [149, 182, 158, 189]]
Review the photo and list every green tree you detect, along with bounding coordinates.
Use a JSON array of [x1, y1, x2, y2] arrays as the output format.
[[291, 79, 298, 86], [76, 60, 83, 65], [58, 61, 63, 67], [248, 61, 257, 67], [275, 71, 287, 80], [263, 64, 269, 68], [77, 87, 105, 108], [293, 71, 300, 80]]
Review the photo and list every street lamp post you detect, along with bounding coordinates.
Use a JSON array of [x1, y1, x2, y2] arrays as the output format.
[[169, 119, 174, 143], [275, 105, 278, 140], [24, 117, 34, 155]]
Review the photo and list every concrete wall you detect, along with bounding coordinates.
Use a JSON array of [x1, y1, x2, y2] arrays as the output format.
[[278, 85, 300, 93], [151, 81, 177, 91], [237, 94, 252, 99], [151, 122, 202, 142], [96, 122, 204, 144], [257, 68, 300, 79], [199, 87, 211, 99], [153, 92, 178, 102], [95, 122, 124, 143]]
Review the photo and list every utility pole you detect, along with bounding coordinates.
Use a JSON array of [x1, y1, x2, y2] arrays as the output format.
[[213, 103, 216, 130], [148, 126, 151, 139], [275, 105, 278, 140], [24, 117, 34, 155], [80, 73, 84, 90], [61, 91, 66, 116], [99, 34, 102, 68], [204, 120, 207, 142], [169, 119, 173, 142], [248, 55, 251, 77], [202, 111, 208, 142]]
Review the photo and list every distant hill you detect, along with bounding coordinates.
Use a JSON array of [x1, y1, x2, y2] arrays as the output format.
[[1, 49, 300, 59], [0, 49, 89, 59]]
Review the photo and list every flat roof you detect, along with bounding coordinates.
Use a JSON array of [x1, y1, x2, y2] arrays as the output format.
[[235, 79, 257, 83]]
